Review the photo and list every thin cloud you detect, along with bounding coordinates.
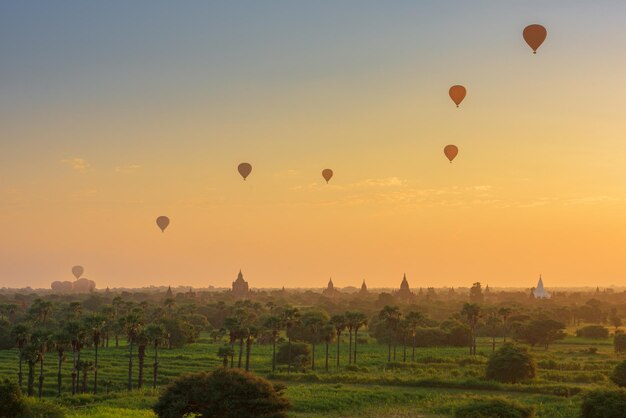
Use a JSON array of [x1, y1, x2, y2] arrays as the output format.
[[62, 158, 90, 172], [114, 164, 142, 173]]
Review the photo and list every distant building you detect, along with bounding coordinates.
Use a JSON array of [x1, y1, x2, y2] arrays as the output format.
[[322, 278, 340, 297], [396, 273, 413, 299], [533, 275, 551, 299], [165, 286, 173, 299], [359, 280, 368, 295], [232, 270, 250, 298]]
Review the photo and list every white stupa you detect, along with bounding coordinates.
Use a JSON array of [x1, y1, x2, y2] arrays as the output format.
[[533, 275, 551, 299]]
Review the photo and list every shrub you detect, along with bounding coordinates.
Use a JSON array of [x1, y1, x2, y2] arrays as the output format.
[[20, 398, 67, 418], [611, 360, 626, 387], [153, 368, 290, 418], [455, 398, 535, 418], [0, 378, 27, 418], [485, 343, 536, 383], [576, 325, 609, 339], [276, 342, 310, 369], [581, 389, 626, 418], [615, 333, 626, 353]]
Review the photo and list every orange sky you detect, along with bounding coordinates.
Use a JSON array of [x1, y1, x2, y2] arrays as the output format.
[[2, 2, 626, 289]]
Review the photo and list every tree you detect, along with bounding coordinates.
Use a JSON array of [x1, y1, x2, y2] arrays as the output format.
[[485, 310, 502, 352], [65, 320, 85, 395], [455, 398, 534, 418], [0, 378, 27, 418], [461, 303, 480, 355], [153, 369, 290, 418], [84, 314, 106, 394], [514, 319, 566, 350], [611, 360, 626, 388], [330, 314, 346, 369], [498, 307, 512, 343], [485, 343, 536, 383], [301, 311, 328, 370], [145, 324, 165, 389], [581, 389, 626, 418], [610, 308, 622, 331], [263, 316, 282, 372], [121, 313, 142, 391], [245, 326, 258, 372], [404, 311, 423, 362], [30, 329, 50, 398], [576, 325, 609, 339], [281, 306, 300, 374], [10, 324, 29, 390], [136, 329, 149, 390], [615, 333, 626, 354], [378, 306, 401, 361], [51, 331, 71, 396], [469, 282, 484, 304], [218, 345, 234, 368], [321, 324, 335, 371], [276, 342, 310, 371], [346, 311, 367, 365], [21, 342, 38, 397]]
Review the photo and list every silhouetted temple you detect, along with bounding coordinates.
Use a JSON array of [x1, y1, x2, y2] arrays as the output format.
[[359, 280, 368, 295], [396, 273, 413, 299], [232, 270, 249, 298], [532, 275, 550, 299], [322, 278, 340, 297]]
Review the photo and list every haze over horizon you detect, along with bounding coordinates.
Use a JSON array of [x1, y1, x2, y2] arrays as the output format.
[[2, 1, 626, 289]]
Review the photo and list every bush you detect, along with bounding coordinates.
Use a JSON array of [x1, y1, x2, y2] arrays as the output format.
[[576, 325, 609, 339], [615, 333, 626, 353], [455, 398, 535, 418], [0, 378, 27, 418], [276, 342, 310, 369], [153, 368, 290, 418], [581, 389, 626, 418], [20, 398, 67, 418], [611, 360, 626, 387], [485, 344, 536, 383]]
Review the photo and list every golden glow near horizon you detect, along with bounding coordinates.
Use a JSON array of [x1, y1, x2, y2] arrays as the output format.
[[2, 2, 626, 289]]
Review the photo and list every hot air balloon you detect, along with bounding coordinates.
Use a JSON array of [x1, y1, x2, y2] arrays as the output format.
[[238, 163, 252, 180], [322, 169, 333, 184], [156, 216, 170, 232], [449, 85, 466, 107], [72, 265, 84, 280], [523, 24, 547, 54], [444, 145, 458, 163]]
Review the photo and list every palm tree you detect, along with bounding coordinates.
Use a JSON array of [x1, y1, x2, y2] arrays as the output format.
[[218, 345, 234, 368], [498, 307, 512, 343], [303, 312, 327, 370], [136, 329, 149, 390], [223, 316, 240, 368], [51, 331, 71, 396], [244, 326, 258, 372], [486, 310, 501, 352], [330, 314, 346, 369], [322, 324, 335, 371], [65, 320, 85, 395], [378, 306, 401, 362], [68, 301, 82, 320], [30, 329, 50, 399], [84, 314, 106, 394], [11, 324, 29, 390], [344, 312, 357, 364], [78, 360, 94, 393], [462, 303, 481, 355], [145, 324, 165, 389], [121, 313, 142, 391], [263, 316, 282, 372], [281, 306, 300, 374], [351, 312, 367, 365], [21, 342, 39, 397], [29, 299, 53, 326], [404, 311, 423, 362]]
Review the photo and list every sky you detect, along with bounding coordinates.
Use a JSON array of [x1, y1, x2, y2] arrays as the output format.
[[2, 1, 626, 289]]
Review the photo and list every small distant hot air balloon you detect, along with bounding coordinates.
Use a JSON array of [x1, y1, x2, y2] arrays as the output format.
[[72, 265, 84, 280], [523, 24, 547, 54], [322, 169, 333, 184], [449, 85, 466, 108], [444, 145, 459, 163], [238, 163, 252, 180], [156, 216, 170, 233]]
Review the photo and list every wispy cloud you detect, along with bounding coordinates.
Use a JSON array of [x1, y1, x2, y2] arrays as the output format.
[[62, 158, 90, 172], [114, 164, 142, 173]]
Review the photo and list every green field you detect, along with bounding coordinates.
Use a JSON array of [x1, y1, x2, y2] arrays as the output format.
[[0, 330, 619, 417]]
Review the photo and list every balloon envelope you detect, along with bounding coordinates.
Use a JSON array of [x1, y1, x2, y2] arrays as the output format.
[[444, 145, 459, 162], [523, 24, 547, 53], [238, 163, 252, 180], [322, 169, 333, 183], [156, 216, 170, 232], [72, 265, 84, 280], [449, 85, 466, 107]]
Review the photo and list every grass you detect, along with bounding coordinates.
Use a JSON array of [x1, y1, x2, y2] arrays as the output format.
[[0, 332, 622, 416]]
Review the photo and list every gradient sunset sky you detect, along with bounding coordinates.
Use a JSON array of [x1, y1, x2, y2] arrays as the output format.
[[2, 1, 626, 289]]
